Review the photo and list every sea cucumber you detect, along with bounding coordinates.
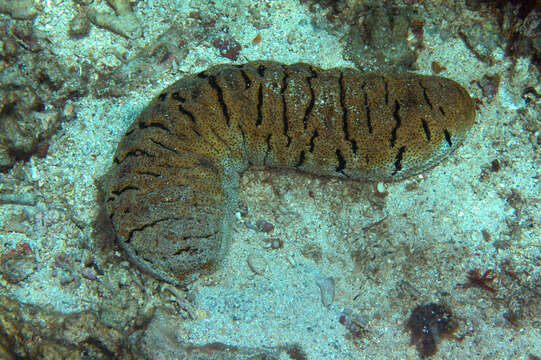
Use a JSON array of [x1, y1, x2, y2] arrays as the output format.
[[102, 61, 475, 285]]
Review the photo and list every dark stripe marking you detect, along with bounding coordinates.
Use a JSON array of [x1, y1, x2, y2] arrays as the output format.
[[420, 82, 433, 109], [257, 64, 265, 77], [390, 100, 401, 148], [139, 121, 172, 134], [309, 130, 318, 153], [178, 105, 202, 137], [303, 66, 316, 130], [150, 138, 178, 154], [135, 170, 160, 177], [112, 185, 139, 196], [421, 119, 431, 142], [439, 106, 446, 117], [126, 217, 183, 244], [339, 72, 357, 155], [172, 92, 186, 102], [296, 150, 305, 168], [240, 70, 251, 89], [336, 149, 346, 173], [208, 75, 231, 127], [178, 105, 196, 124], [392, 146, 406, 175], [362, 82, 373, 134], [172, 234, 217, 256], [443, 129, 452, 147]]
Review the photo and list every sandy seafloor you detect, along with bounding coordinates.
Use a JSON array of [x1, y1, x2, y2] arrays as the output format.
[[0, 0, 540, 359]]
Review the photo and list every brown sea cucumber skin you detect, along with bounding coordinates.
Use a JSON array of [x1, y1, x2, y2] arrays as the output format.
[[103, 61, 476, 285]]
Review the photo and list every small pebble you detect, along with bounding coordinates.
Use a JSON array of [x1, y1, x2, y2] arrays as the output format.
[[59, 271, 75, 285], [63, 103, 77, 121], [375, 182, 388, 197], [316, 277, 335, 308], [68, 13, 91, 38], [64, 103, 75, 116], [244, 220, 258, 230], [245, 219, 275, 233], [82, 267, 98, 280], [339, 308, 369, 338], [255, 219, 274, 233], [262, 238, 283, 249], [269, 238, 283, 249]]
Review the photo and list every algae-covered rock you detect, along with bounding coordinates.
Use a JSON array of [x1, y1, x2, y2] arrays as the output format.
[[0, 296, 307, 359], [0, 295, 135, 359], [0, 0, 39, 20], [0, 23, 88, 172], [136, 308, 307, 360], [87, 0, 141, 39], [68, 12, 92, 39], [0, 85, 60, 171], [345, 5, 419, 72]]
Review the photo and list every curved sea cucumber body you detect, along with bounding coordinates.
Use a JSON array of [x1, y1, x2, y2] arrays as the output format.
[[103, 61, 475, 285]]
